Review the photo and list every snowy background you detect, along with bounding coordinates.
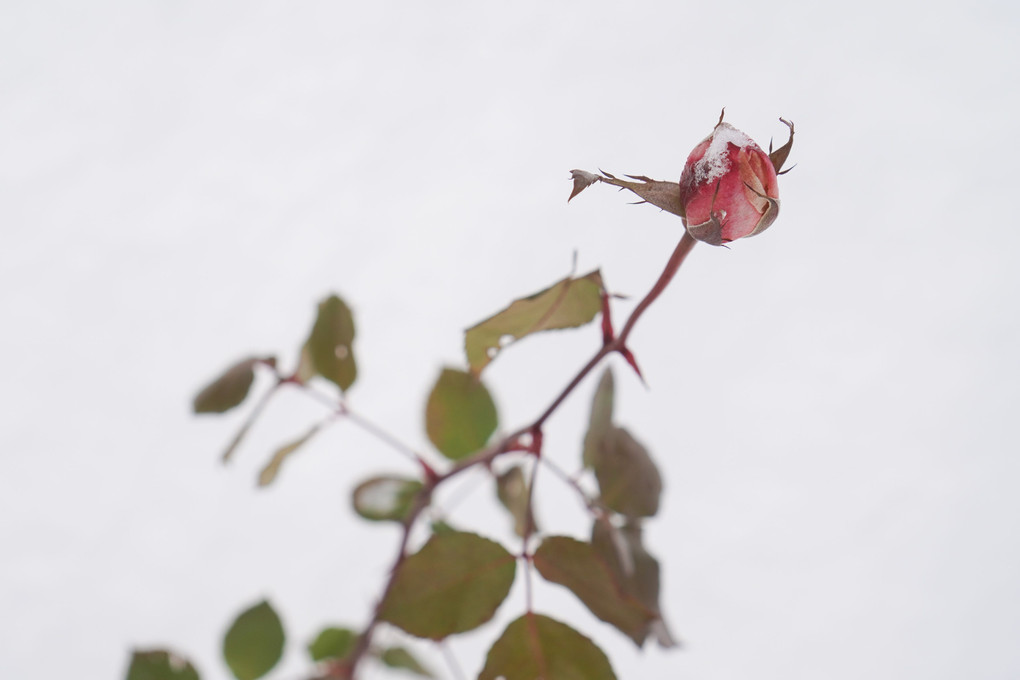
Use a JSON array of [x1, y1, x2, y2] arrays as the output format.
[[3, 1, 1020, 679]]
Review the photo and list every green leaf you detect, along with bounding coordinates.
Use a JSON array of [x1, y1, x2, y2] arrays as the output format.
[[126, 649, 200, 680], [425, 368, 498, 460], [429, 519, 458, 535], [591, 520, 677, 647], [307, 626, 358, 662], [582, 371, 662, 517], [258, 423, 323, 487], [464, 269, 605, 375], [194, 357, 271, 414], [352, 475, 424, 522], [379, 531, 516, 639], [304, 294, 357, 391], [495, 465, 537, 538], [532, 536, 653, 644], [379, 646, 434, 678], [582, 368, 615, 467], [222, 600, 285, 680], [589, 426, 662, 518], [478, 613, 616, 680]]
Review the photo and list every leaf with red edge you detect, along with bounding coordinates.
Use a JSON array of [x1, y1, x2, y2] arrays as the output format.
[[464, 269, 604, 375], [532, 536, 653, 644], [478, 613, 616, 680], [379, 531, 516, 639]]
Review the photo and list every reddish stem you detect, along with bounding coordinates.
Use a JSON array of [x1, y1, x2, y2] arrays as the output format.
[[329, 232, 698, 679]]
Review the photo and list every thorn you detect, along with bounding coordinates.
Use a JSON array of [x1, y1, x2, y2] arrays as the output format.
[[624, 174, 655, 182], [419, 459, 440, 486], [618, 346, 646, 386]]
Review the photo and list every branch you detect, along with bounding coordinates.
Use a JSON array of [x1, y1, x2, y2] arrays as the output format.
[[329, 231, 698, 679]]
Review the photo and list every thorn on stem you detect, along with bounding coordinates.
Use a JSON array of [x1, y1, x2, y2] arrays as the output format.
[[618, 346, 646, 385]]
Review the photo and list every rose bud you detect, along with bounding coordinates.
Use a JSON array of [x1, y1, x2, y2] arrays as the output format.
[[678, 120, 786, 246]]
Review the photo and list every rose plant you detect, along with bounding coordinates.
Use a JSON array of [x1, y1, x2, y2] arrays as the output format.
[[128, 112, 794, 680]]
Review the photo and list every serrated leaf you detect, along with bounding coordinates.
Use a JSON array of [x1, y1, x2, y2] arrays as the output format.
[[223, 600, 285, 680], [307, 626, 358, 662], [194, 357, 267, 414], [590, 426, 662, 518], [532, 536, 653, 644], [305, 294, 357, 391], [379, 531, 516, 639], [464, 269, 604, 375], [495, 465, 537, 538], [583, 368, 615, 467], [592, 520, 677, 647], [379, 647, 434, 678], [478, 613, 616, 680], [425, 367, 498, 460], [126, 649, 200, 680], [258, 423, 323, 487], [352, 475, 424, 522]]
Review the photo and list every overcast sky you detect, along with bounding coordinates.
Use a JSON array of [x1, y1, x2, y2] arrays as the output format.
[[3, 1, 1020, 679]]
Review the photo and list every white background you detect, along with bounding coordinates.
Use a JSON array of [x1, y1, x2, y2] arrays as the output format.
[[3, 1, 1019, 679]]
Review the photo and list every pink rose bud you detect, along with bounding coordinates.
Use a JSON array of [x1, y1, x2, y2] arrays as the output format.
[[678, 121, 781, 246]]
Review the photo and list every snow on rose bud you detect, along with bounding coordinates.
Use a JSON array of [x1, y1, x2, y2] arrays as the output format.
[[678, 120, 785, 245], [568, 114, 794, 247]]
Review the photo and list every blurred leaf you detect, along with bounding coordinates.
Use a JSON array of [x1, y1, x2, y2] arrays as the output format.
[[222, 600, 284, 680], [464, 269, 604, 375], [294, 344, 317, 384], [425, 368, 498, 460], [257, 422, 323, 487], [582, 370, 661, 517], [582, 368, 615, 467], [589, 426, 662, 518], [307, 626, 357, 662], [592, 520, 677, 647], [126, 649, 200, 680], [379, 531, 516, 639], [532, 536, 653, 644], [304, 294, 357, 391], [495, 465, 537, 538], [194, 357, 270, 414], [352, 475, 424, 522], [429, 520, 457, 535], [379, 647, 434, 678], [478, 613, 616, 680]]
